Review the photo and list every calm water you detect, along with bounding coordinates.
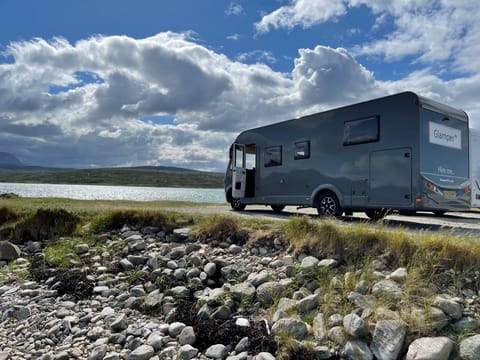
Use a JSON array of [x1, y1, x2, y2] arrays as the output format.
[[0, 182, 226, 203]]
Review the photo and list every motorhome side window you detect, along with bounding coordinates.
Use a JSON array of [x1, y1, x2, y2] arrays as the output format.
[[294, 141, 310, 160], [264, 146, 282, 167], [343, 116, 379, 145]]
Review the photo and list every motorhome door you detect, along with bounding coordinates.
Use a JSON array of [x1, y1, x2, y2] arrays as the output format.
[[232, 143, 246, 198]]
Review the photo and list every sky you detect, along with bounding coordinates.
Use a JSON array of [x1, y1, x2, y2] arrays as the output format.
[[0, 0, 479, 171]]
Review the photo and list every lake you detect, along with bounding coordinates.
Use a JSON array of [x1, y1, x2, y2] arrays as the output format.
[[0, 182, 226, 203]]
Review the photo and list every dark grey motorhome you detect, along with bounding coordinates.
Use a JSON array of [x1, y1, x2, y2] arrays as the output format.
[[224, 92, 471, 219]]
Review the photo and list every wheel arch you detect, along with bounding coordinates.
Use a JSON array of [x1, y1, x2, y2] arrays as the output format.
[[311, 185, 344, 208]]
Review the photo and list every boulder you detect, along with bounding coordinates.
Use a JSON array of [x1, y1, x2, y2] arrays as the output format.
[[459, 334, 480, 360], [370, 320, 406, 360], [0, 241, 21, 260], [406, 337, 454, 360]]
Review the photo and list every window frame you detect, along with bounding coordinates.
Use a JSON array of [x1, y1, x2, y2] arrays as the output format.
[[264, 145, 282, 167], [294, 140, 310, 160], [343, 116, 380, 146]]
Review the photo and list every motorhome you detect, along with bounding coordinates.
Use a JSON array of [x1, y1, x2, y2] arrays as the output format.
[[471, 129, 480, 208], [224, 91, 471, 219]]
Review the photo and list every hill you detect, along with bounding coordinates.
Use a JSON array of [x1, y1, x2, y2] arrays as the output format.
[[0, 166, 224, 188], [0, 152, 23, 168]]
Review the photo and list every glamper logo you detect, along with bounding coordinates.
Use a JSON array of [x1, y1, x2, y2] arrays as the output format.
[[429, 122, 461, 149]]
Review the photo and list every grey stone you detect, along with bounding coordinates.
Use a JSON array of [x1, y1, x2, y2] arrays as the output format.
[[452, 317, 477, 334], [343, 313, 369, 338], [433, 295, 463, 320], [300, 256, 319, 271], [119, 258, 134, 270], [170, 286, 190, 298], [388, 267, 407, 283], [129, 286, 146, 297], [75, 243, 90, 255], [271, 318, 308, 340], [0, 241, 21, 260], [248, 271, 270, 287], [256, 281, 285, 306], [318, 258, 338, 268], [125, 234, 143, 242], [312, 312, 327, 341], [127, 255, 147, 266], [296, 293, 319, 313], [230, 282, 256, 302], [128, 345, 155, 360], [344, 340, 373, 360], [89, 344, 108, 360], [255, 353, 276, 360], [205, 344, 228, 359], [227, 352, 248, 360], [228, 244, 242, 254], [371, 279, 403, 300], [204, 262, 217, 277], [211, 305, 232, 320], [146, 331, 164, 351], [459, 334, 480, 360], [235, 337, 249, 353], [179, 344, 198, 360], [406, 337, 454, 360], [110, 314, 128, 332], [169, 322, 186, 337], [144, 289, 164, 308], [174, 227, 191, 241], [328, 326, 347, 346], [178, 326, 196, 345], [370, 320, 406, 360]]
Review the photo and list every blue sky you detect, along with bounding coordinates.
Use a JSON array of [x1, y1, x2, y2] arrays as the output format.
[[0, 0, 479, 170]]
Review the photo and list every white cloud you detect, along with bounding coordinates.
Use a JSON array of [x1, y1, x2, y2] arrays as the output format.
[[255, 0, 347, 33], [1, 27, 480, 171], [226, 2, 244, 16], [236, 50, 277, 64]]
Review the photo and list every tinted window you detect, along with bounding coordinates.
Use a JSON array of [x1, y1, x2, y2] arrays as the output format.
[[294, 141, 310, 160], [264, 146, 282, 167], [344, 116, 379, 145]]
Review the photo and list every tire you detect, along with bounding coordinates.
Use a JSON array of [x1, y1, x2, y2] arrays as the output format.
[[271, 205, 285, 213], [365, 209, 390, 221], [231, 198, 246, 211], [316, 192, 343, 217]]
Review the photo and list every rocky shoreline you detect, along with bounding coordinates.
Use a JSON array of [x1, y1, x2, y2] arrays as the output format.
[[1, 221, 480, 360]]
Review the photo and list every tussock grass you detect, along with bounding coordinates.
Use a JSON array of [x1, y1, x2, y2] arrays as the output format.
[[89, 209, 177, 233], [282, 216, 480, 272], [44, 238, 83, 268], [12, 208, 80, 244], [193, 215, 249, 245]]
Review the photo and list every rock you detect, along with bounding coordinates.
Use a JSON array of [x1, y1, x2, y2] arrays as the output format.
[[371, 279, 403, 300], [256, 281, 285, 307], [344, 340, 373, 360], [110, 314, 128, 332], [179, 344, 199, 360], [0, 241, 21, 260], [296, 293, 319, 313], [370, 320, 406, 360], [328, 326, 347, 346], [406, 337, 454, 360], [255, 353, 276, 360], [128, 345, 155, 360], [178, 326, 196, 345], [204, 262, 217, 277], [271, 318, 308, 340], [300, 256, 319, 271], [433, 295, 463, 320], [169, 322, 186, 337], [343, 313, 369, 338], [144, 289, 164, 308], [205, 344, 228, 359], [230, 282, 256, 303], [173, 227, 191, 241], [318, 259, 338, 268], [459, 334, 480, 360], [312, 312, 327, 341], [235, 337, 249, 352], [388, 267, 407, 283], [89, 344, 107, 360]]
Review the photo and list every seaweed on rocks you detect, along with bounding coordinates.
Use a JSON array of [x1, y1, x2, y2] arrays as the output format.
[[173, 297, 277, 354], [29, 253, 93, 299]]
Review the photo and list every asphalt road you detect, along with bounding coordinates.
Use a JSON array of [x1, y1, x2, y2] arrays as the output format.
[[174, 204, 480, 237]]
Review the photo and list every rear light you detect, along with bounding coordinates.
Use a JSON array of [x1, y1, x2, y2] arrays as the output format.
[[426, 182, 434, 190], [464, 185, 471, 193]]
